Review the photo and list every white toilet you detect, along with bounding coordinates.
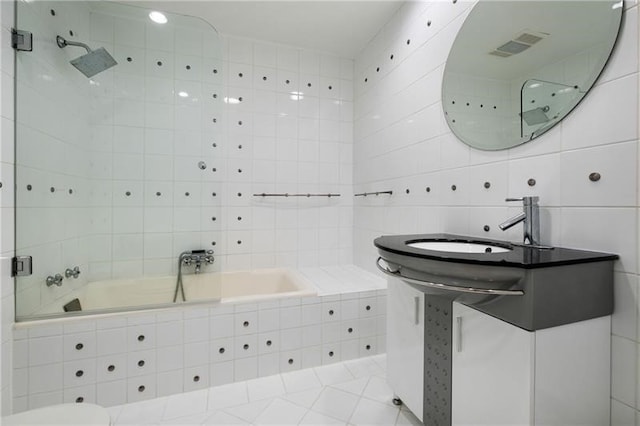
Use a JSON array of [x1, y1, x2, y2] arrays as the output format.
[[2, 403, 111, 425]]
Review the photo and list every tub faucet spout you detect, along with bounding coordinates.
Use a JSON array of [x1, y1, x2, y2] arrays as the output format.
[[174, 250, 215, 302]]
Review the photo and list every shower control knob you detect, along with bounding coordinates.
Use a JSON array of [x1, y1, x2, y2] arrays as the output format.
[[65, 266, 81, 279], [46, 274, 64, 287]]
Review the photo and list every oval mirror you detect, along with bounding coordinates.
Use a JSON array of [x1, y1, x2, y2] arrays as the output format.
[[442, 0, 623, 150]]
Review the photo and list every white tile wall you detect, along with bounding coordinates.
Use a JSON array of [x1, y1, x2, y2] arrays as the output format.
[[219, 36, 354, 271], [353, 0, 640, 423]]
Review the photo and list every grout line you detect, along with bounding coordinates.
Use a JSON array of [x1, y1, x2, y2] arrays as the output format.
[[346, 394, 365, 425], [250, 395, 277, 424], [213, 409, 247, 425]]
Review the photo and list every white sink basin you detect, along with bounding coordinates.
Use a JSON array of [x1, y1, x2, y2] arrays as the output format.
[[407, 241, 512, 254]]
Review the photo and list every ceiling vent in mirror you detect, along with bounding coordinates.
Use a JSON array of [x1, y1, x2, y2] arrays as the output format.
[[489, 49, 512, 58], [490, 30, 548, 57], [514, 31, 546, 45]]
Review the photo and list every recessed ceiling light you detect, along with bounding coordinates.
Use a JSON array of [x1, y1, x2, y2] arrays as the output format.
[[149, 11, 168, 24], [178, 91, 189, 98]]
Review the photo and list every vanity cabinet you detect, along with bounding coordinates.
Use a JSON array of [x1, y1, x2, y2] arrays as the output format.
[[379, 233, 616, 425], [387, 281, 610, 426], [451, 302, 610, 426], [386, 278, 424, 421]]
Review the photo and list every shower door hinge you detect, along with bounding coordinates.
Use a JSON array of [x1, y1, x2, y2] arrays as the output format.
[[11, 29, 33, 52], [12, 256, 32, 277]]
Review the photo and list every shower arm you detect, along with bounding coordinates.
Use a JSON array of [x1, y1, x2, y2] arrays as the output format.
[[56, 35, 92, 54]]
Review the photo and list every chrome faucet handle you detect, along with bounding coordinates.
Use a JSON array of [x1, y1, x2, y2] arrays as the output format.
[[65, 266, 81, 279], [501, 196, 540, 246], [506, 196, 539, 203], [46, 274, 64, 287]]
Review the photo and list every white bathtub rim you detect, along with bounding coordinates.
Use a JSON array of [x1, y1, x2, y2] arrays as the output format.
[[16, 268, 318, 326]]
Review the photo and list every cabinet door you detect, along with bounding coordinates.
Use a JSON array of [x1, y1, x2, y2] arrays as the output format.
[[452, 302, 534, 426], [387, 278, 424, 421]]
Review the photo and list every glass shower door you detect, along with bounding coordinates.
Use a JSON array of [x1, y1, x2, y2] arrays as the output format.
[[14, 0, 223, 320]]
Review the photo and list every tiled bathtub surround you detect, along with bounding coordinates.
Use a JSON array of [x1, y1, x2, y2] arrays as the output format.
[[14, 0, 355, 320], [11, 266, 386, 412], [352, 0, 640, 422]]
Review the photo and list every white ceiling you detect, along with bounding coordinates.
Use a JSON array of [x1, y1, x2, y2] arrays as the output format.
[[123, 1, 403, 58]]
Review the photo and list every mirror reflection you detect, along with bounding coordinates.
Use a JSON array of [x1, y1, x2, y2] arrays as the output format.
[[442, 0, 623, 150]]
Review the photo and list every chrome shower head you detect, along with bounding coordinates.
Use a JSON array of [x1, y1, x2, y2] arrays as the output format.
[[56, 35, 117, 78]]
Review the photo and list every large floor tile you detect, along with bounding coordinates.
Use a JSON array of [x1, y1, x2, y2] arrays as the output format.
[[313, 363, 355, 386], [207, 382, 248, 411], [311, 387, 360, 422], [281, 368, 322, 393], [160, 411, 212, 425], [162, 389, 209, 420], [300, 409, 347, 425], [223, 399, 272, 423], [343, 357, 384, 378], [247, 375, 286, 401], [370, 354, 387, 371], [361, 376, 395, 406], [116, 397, 169, 425], [396, 407, 423, 426], [202, 410, 248, 425], [331, 377, 369, 396], [253, 398, 308, 425], [349, 397, 400, 425], [282, 388, 324, 409]]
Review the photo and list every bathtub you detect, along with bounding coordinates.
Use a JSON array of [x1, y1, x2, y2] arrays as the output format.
[[31, 268, 317, 318], [14, 265, 386, 410]]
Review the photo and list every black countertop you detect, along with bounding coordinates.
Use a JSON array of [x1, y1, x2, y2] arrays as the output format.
[[374, 233, 619, 269]]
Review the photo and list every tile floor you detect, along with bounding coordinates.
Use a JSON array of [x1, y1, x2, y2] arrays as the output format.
[[108, 355, 423, 425]]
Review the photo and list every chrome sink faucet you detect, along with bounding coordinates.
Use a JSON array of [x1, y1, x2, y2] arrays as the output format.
[[499, 196, 540, 246]]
